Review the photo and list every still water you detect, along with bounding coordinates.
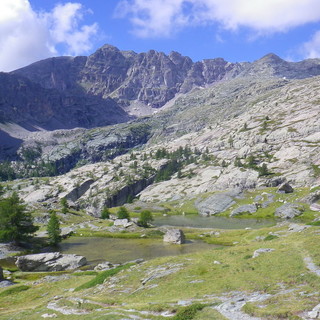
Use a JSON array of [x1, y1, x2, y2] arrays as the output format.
[[60, 237, 216, 265], [153, 214, 274, 229]]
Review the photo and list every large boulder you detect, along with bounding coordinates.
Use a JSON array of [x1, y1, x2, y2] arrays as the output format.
[[113, 219, 133, 228], [15, 252, 87, 272], [277, 182, 294, 193], [275, 203, 303, 219], [196, 191, 239, 216], [163, 229, 185, 244]]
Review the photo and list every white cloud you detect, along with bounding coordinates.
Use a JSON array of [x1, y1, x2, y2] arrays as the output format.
[[117, 0, 320, 37], [301, 31, 320, 59], [0, 0, 98, 72]]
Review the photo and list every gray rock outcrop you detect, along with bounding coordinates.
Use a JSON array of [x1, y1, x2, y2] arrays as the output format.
[[230, 204, 257, 217], [15, 252, 87, 272], [196, 191, 238, 216], [308, 303, 320, 319], [275, 203, 303, 219], [163, 229, 185, 244], [113, 219, 133, 228]]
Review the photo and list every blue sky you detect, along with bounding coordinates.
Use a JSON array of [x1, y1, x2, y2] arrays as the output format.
[[1, 0, 320, 71]]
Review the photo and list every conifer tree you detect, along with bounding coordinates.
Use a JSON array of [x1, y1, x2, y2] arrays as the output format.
[[0, 192, 38, 243], [47, 211, 61, 245]]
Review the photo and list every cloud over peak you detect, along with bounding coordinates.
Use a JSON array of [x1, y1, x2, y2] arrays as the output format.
[[0, 0, 98, 72], [117, 0, 320, 37]]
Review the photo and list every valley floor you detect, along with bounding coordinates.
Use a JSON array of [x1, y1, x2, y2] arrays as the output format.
[[1, 218, 320, 320]]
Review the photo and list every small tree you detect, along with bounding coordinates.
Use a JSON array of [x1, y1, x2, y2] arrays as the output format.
[[47, 211, 61, 246], [101, 207, 110, 219], [117, 206, 130, 220], [60, 197, 68, 214], [138, 210, 153, 228], [258, 163, 269, 176], [0, 192, 38, 244]]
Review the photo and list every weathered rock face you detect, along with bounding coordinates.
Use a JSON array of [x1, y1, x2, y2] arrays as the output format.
[[275, 203, 304, 219], [0, 72, 129, 131], [15, 252, 87, 272], [163, 229, 185, 244], [196, 191, 239, 216], [13, 45, 242, 112]]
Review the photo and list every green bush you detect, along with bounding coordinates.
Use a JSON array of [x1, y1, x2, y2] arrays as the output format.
[[101, 207, 110, 219], [117, 206, 130, 220], [138, 210, 153, 227]]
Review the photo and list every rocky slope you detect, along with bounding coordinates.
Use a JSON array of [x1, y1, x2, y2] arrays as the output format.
[[1, 75, 317, 217], [0, 45, 320, 161]]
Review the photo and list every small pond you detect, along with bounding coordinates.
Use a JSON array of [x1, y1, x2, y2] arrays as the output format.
[[59, 237, 217, 265], [153, 214, 274, 229]]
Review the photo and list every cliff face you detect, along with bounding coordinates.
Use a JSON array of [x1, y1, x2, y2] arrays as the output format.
[[13, 45, 243, 110], [12, 46, 320, 117], [0, 72, 129, 130]]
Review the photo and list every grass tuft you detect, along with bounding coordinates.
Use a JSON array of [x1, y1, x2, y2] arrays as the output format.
[[172, 303, 207, 320], [0, 285, 30, 297], [74, 264, 133, 291]]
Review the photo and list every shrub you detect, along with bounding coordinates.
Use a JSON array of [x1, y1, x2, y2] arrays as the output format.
[[101, 207, 110, 219], [138, 210, 154, 227], [117, 206, 130, 220]]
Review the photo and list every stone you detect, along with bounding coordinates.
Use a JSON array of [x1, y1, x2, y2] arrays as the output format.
[[277, 182, 294, 193], [252, 248, 275, 258], [114, 219, 133, 228], [163, 229, 185, 244], [60, 227, 74, 238], [41, 314, 57, 318], [230, 204, 257, 217], [310, 203, 320, 212], [15, 252, 87, 272], [0, 280, 14, 288], [308, 303, 320, 319], [94, 262, 118, 271], [275, 203, 303, 219], [288, 223, 309, 233], [0, 266, 3, 281]]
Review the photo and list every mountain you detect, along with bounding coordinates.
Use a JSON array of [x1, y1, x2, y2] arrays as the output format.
[[0, 44, 320, 170], [12, 47, 320, 117], [1, 45, 320, 320]]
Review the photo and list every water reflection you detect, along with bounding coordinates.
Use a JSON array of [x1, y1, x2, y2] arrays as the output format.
[[60, 237, 216, 264], [153, 215, 274, 229]]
